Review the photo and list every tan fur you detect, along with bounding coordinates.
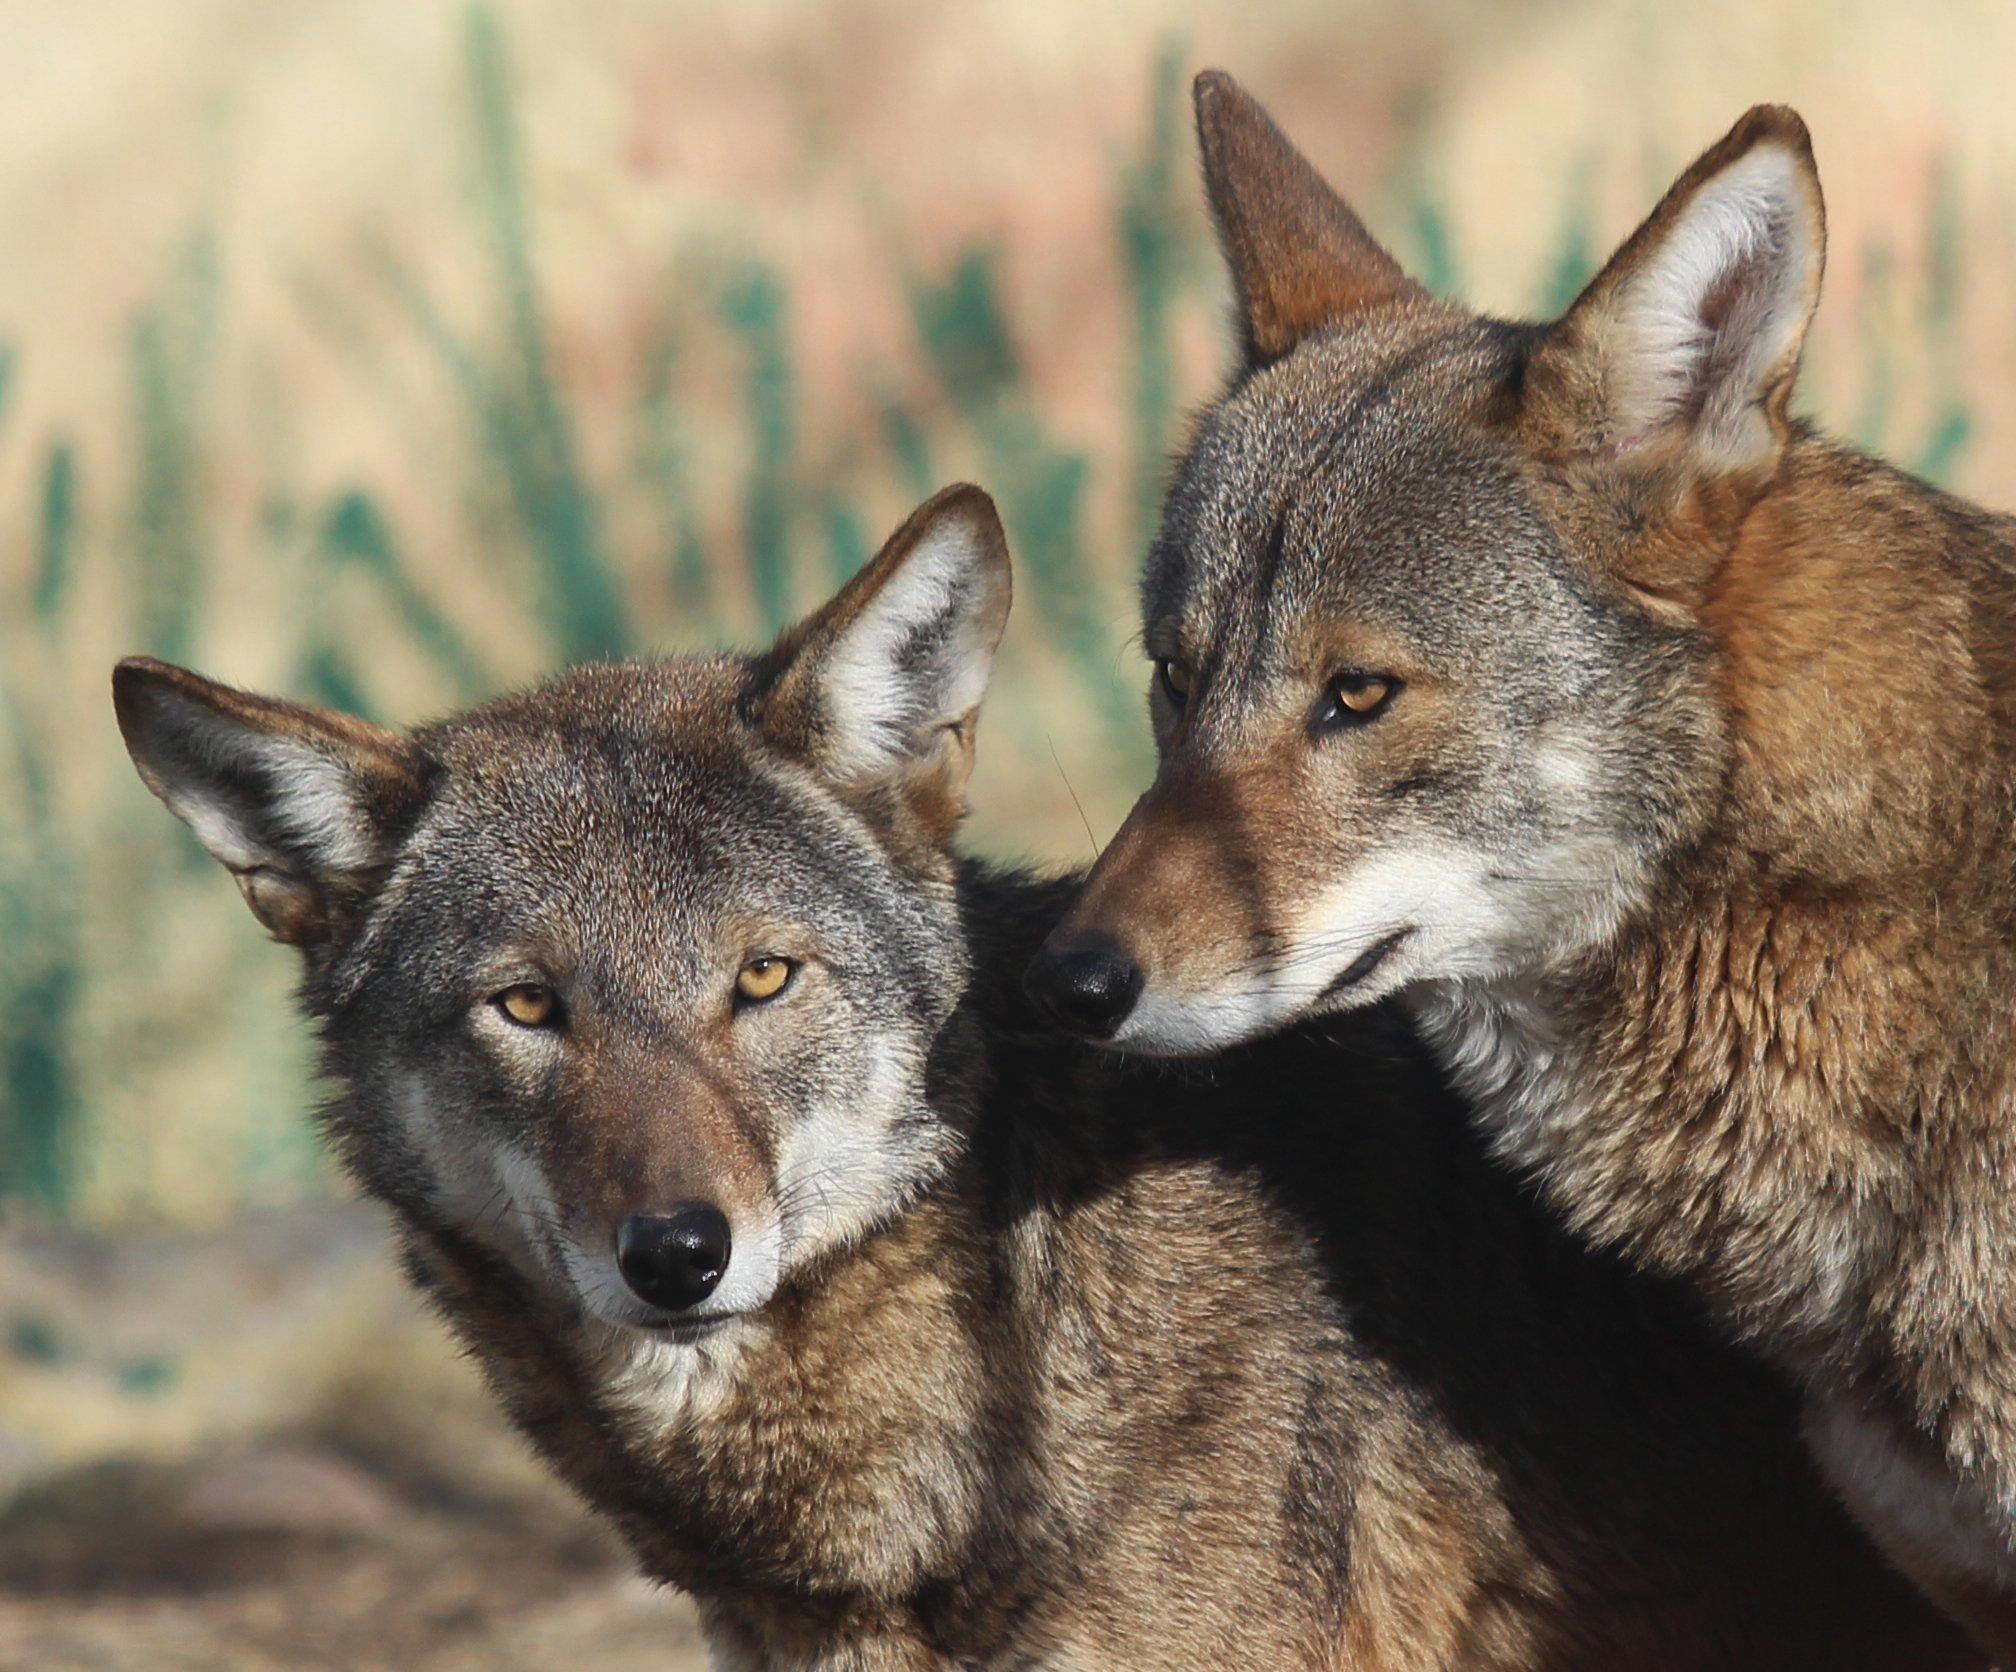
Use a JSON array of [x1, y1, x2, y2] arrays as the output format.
[[410, 1079, 1973, 1670], [1473, 435, 2016, 1652], [118, 478, 1982, 1664], [1040, 73, 2016, 1659]]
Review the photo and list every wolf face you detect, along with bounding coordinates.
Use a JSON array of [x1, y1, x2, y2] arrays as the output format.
[[1029, 74, 1822, 1054], [116, 487, 1009, 1358]]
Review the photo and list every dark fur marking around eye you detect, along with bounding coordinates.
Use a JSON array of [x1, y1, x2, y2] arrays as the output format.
[[1389, 770, 1455, 800]]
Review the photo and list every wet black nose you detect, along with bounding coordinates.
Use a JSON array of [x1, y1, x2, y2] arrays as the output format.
[[1024, 936, 1144, 1040], [616, 1205, 732, 1311]]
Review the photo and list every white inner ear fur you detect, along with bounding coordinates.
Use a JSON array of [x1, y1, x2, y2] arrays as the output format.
[[153, 702, 379, 875], [252, 738, 381, 870], [819, 517, 1003, 779], [1608, 143, 1817, 470]]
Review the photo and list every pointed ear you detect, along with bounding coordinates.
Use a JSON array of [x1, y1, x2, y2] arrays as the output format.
[[1194, 69, 1425, 365], [1526, 105, 1824, 475], [755, 484, 1010, 838], [112, 658, 428, 946]]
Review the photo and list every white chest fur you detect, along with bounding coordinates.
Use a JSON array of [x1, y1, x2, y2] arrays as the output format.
[[1409, 975, 1586, 1180], [1806, 1387, 2016, 1594]]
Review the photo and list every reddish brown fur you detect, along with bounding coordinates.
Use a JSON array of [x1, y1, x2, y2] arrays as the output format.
[[555, 1040, 776, 1246], [1047, 74, 2016, 1658], [1194, 70, 1425, 366], [405, 1031, 1977, 1669], [117, 471, 1985, 1663], [1506, 436, 2016, 1653]]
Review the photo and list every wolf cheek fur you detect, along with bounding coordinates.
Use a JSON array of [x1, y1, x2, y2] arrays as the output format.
[[1035, 66, 2016, 1661]]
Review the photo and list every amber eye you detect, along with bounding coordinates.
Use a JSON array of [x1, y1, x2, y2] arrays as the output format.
[[1318, 672, 1398, 731], [1156, 659, 1193, 709], [495, 984, 559, 1028], [735, 957, 794, 1005]]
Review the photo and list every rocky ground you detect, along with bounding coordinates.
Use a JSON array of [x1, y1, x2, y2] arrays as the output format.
[[0, 1203, 708, 1669]]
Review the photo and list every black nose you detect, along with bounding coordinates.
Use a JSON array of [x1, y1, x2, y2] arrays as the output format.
[[1023, 936, 1144, 1040], [616, 1205, 732, 1312]]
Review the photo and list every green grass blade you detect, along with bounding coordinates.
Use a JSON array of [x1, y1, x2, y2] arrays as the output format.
[[126, 232, 219, 663], [1118, 39, 1188, 550], [464, 5, 629, 661], [33, 441, 77, 622], [878, 394, 938, 504], [1850, 244, 1898, 451], [321, 490, 491, 699], [1390, 96, 1460, 299], [908, 247, 1022, 421], [1914, 158, 1974, 486], [1535, 158, 1596, 316], [721, 262, 797, 636], [906, 243, 1138, 755], [633, 317, 718, 638], [0, 951, 80, 1214], [822, 497, 870, 589]]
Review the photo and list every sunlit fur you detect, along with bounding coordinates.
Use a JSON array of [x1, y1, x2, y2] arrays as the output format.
[[1052, 69, 2016, 1661], [110, 486, 1974, 1666]]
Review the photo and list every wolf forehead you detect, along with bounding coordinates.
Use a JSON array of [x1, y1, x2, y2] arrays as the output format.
[[1146, 315, 1583, 652], [392, 659, 882, 925], [419, 659, 755, 834]]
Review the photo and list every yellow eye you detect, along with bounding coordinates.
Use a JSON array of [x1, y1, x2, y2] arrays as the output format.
[[1321, 673, 1398, 729], [1338, 675, 1390, 713], [736, 957, 794, 1005], [495, 984, 558, 1028]]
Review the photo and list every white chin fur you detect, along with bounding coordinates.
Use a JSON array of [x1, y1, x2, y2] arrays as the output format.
[[1109, 936, 1414, 1057], [1105, 833, 1637, 1058], [1108, 844, 1493, 1056], [1109, 984, 1283, 1056]]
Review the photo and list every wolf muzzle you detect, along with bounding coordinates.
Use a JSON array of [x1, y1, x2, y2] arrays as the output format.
[[616, 1204, 733, 1312], [1024, 935, 1144, 1039]]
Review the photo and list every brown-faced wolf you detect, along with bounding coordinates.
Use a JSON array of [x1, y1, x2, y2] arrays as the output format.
[[1026, 68, 2016, 1658], [114, 488, 1968, 1668]]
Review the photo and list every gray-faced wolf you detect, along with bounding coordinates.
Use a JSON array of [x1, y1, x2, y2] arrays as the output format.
[[1026, 66, 2016, 1660], [114, 487, 1968, 1667]]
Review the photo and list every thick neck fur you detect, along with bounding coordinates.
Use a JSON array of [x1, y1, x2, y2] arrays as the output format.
[[403, 862, 1968, 1670], [1419, 433, 2016, 1601]]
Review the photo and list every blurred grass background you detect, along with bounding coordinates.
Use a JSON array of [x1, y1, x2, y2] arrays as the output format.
[[2, 0, 2008, 1231], [3, 0, 2013, 1656]]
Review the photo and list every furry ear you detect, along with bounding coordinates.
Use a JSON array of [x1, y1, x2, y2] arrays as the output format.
[[1194, 69, 1425, 365], [1527, 104, 1824, 474], [757, 484, 1011, 833], [112, 659, 428, 945]]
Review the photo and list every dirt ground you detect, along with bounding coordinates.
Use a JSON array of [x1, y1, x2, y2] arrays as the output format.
[[0, 1204, 709, 1670]]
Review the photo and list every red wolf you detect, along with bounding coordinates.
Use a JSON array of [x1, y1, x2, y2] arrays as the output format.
[[1027, 69, 2016, 1661]]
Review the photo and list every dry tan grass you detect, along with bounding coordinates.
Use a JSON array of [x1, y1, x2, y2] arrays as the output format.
[[0, 1204, 708, 1666]]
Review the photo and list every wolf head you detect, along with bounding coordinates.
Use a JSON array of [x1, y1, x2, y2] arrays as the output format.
[[116, 486, 1009, 1354], [1028, 74, 1826, 1053]]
